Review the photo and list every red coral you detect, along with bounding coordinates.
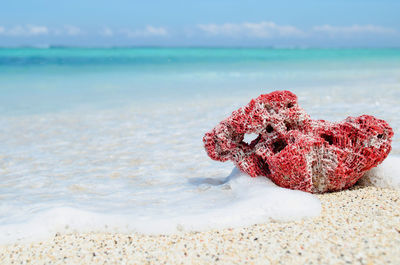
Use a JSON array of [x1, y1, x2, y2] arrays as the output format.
[[203, 91, 393, 193]]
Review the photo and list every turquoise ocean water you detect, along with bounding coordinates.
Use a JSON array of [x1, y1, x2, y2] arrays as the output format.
[[0, 48, 399, 242], [1, 48, 400, 115]]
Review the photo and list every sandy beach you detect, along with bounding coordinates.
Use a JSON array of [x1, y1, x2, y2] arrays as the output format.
[[1, 183, 399, 265]]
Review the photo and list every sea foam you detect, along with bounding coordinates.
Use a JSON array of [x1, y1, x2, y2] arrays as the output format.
[[0, 168, 321, 244], [360, 156, 400, 190]]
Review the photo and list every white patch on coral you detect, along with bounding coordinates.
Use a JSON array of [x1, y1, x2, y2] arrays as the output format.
[[306, 145, 339, 192]]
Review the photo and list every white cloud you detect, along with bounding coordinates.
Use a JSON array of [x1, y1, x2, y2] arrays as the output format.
[[0, 24, 84, 37], [100, 27, 113, 37], [63, 25, 83, 36], [6, 26, 24, 36], [5, 25, 49, 36], [120, 25, 169, 38], [313, 24, 397, 35], [145, 25, 168, 36], [52, 25, 84, 36], [28, 25, 49, 35], [197, 21, 305, 38], [0, 25, 48, 36]]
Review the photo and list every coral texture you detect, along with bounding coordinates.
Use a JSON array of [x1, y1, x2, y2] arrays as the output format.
[[203, 91, 393, 193]]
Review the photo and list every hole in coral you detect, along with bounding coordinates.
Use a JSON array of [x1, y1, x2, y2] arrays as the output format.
[[219, 150, 230, 157], [287, 102, 294, 108], [257, 156, 270, 176], [284, 121, 293, 131], [272, 138, 288, 154], [243, 133, 259, 145], [266, 125, 274, 133], [377, 134, 383, 139], [321, 134, 334, 145]]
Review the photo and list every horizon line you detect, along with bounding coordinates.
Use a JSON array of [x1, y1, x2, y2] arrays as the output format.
[[1, 45, 400, 49]]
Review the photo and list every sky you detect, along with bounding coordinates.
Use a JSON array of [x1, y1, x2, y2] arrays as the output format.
[[0, 0, 399, 47]]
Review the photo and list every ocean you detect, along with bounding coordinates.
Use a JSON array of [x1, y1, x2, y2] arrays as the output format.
[[0, 48, 399, 243]]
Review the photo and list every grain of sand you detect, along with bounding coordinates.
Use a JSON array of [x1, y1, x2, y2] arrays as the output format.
[[1, 184, 399, 264]]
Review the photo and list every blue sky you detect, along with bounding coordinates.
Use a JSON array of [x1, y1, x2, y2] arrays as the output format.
[[0, 0, 399, 47]]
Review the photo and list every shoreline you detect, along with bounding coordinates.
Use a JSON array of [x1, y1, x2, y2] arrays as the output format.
[[1, 184, 399, 264]]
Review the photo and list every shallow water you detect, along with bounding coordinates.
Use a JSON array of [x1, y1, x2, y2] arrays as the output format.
[[0, 48, 399, 243]]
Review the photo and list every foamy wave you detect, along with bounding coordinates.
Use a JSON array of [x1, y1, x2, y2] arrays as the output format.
[[0, 168, 321, 244]]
